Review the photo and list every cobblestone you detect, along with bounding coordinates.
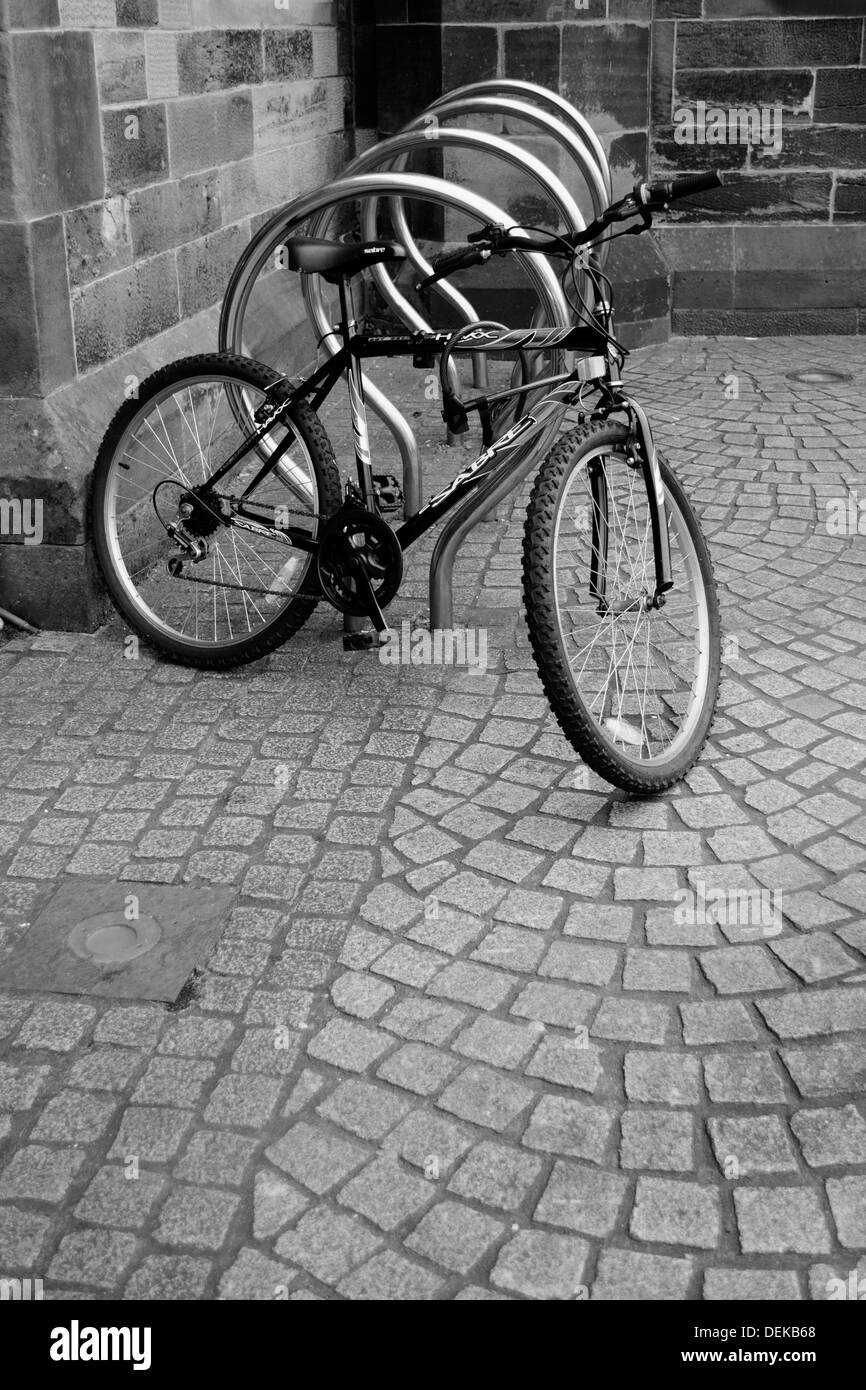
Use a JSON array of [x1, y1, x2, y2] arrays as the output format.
[[4, 337, 866, 1300]]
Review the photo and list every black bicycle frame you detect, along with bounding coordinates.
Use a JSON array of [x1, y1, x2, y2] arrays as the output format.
[[203, 319, 673, 599]]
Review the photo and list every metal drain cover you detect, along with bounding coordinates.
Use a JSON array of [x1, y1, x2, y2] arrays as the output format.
[[786, 368, 852, 384], [0, 880, 237, 1002], [67, 912, 161, 964]]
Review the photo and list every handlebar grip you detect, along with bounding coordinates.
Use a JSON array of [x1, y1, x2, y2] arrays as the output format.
[[416, 245, 486, 290], [645, 171, 722, 204]]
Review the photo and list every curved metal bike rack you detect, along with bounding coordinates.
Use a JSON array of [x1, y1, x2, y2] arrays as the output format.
[[220, 172, 571, 518], [316, 124, 587, 398], [219, 83, 613, 630], [352, 94, 610, 408], [426, 78, 612, 203]]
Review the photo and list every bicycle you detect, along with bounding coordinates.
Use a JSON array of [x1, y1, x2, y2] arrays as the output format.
[[90, 171, 722, 793]]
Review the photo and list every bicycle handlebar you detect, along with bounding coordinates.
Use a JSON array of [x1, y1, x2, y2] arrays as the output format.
[[640, 170, 722, 207], [416, 245, 490, 290], [415, 171, 723, 288]]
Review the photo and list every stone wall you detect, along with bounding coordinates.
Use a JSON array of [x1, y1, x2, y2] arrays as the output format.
[[0, 0, 351, 628], [368, 2, 866, 339], [2, 0, 864, 630]]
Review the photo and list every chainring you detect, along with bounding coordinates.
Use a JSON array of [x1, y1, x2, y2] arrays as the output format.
[[316, 505, 403, 617]]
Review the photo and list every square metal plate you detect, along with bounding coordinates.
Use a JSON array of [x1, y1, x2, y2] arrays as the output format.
[[0, 879, 237, 1003]]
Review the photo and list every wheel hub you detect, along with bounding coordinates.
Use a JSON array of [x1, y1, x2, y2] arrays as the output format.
[[177, 490, 225, 538]]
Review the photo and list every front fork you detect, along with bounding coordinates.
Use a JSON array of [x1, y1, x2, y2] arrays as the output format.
[[587, 401, 674, 612], [588, 253, 673, 606]]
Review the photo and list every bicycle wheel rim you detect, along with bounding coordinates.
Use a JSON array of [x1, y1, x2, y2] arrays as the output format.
[[551, 445, 712, 771], [101, 371, 320, 651]]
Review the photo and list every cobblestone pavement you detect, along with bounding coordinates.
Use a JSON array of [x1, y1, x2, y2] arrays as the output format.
[[1, 335, 866, 1301]]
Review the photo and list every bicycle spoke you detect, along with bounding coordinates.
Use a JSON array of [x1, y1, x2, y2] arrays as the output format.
[[103, 370, 320, 649]]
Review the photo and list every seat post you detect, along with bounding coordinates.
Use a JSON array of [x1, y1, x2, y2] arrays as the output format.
[[338, 276, 376, 509]]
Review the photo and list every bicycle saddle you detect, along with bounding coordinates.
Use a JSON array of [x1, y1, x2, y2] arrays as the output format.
[[285, 237, 406, 283]]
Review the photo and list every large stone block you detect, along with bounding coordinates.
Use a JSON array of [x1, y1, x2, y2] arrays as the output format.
[[264, 28, 314, 82], [127, 169, 221, 258], [705, 0, 865, 15], [0, 299, 229, 630], [5, 31, 104, 218], [102, 103, 169, 192], [606, 232, 671, 325], [176, 222, 247, 317], [814, 69, 866, 125], [657, 225, 735, 311], [145, 31, 179, 99], [65, 197, 133, 288], [443, 1, 591, 18], [673, 306, 857, 336], [218, 130, 345, 223], [561, 23, 650, 134], [0, 398, 89, 545], [189, 0, 315, 23], [654, 0, 700, 15], [95, 30, 148, 105], [835, 177, 866, 221], [72, 249, 180, 371], [0, 222, 40, 395], [650, 129, 749, 175], [0, 216, 76, 396], [0, 540, 109, 631], [116, 0, 159, 25], [176, 29, 264, 96], [674, 68, 814, 118], [442, 25, 496, 91], [669, 173, 831, 223], [313, 25, 341, 77], [0, 0, 59, 26], [734, 223, 866, 274], [167, 91, 253, 178], [59, 0, 114, 24], [0, 40, 12, 218], [677, 18, 862, 69], [650, 19, 675, 127], [752, 124, 866, 170], [251, 79, 331, 152], [29, 215, 77, 394], [504, 26, 560, 91], [157, 0, 193, 27], [734, 265, 866, 310]]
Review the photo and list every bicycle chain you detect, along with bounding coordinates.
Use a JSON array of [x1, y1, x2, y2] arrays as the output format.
[[171, 571, 316, 600]]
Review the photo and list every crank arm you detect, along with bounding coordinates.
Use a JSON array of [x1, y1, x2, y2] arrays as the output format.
[[349, 559, 389, 634]]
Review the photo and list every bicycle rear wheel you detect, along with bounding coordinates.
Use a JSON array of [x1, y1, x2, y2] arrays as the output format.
[[523, 420, 720, 793], [90, 353, 341, 668]]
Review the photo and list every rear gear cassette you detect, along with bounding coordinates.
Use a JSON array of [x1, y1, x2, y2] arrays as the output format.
[[316, 504, 403, 617]]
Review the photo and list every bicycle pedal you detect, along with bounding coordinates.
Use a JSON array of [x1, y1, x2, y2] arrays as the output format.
[[342, 627, 393, 653], [342, 629, 378, 652], [372, 474, 403, 513]]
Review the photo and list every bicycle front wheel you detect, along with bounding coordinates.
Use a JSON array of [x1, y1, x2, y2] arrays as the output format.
[[523, 421, 720, 793], [90, 353, 341, 668]]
